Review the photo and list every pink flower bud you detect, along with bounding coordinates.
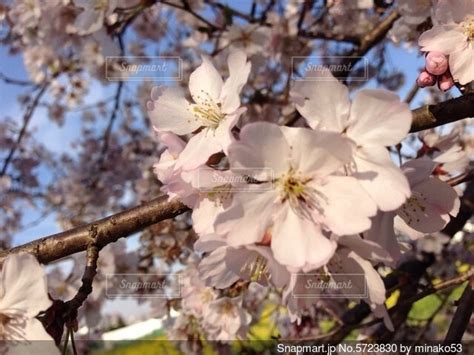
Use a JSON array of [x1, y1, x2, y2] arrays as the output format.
[[438, 71, 455, 91], [425, 51, 448, 76], [416, 70, 436, 87]]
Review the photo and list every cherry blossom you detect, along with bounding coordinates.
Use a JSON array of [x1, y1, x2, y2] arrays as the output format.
[[197, 239, 291, 289], [214, 122, 377, 270], [418, 0, 474, 85], [152, 131, 198, 207], [2, 0, 474, 348], [291, 69, 412, 211], [390, 0, 432, 43], [284, 235, 393, 329], [148, 50, 251, 170], [418, 129, 469, 177], [0, 254, 57, 353], [220, 24, 271, 56], [73, 0, 118, 35], [202, 296, 252, 341], [396, 158, 460, 237]]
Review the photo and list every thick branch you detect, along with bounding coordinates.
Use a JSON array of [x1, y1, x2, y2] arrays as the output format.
[[410, 93, 474, 132], [0, 196, 189, 264]]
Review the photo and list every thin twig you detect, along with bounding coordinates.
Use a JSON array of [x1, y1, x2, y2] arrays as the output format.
[[0, 81, 49, 176], [64, 243, 100, 314], [0, 72, 36, 86], [404, 81, 420, 104], [61, 327, 70, 355], [447, 170, 474, 186], [443, 275, 474, 344]]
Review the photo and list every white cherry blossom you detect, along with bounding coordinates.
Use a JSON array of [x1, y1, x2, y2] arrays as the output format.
[[0, 254, 58, 354], [291, 69, 412, 211], [214, 122, 377, 270], [284, 235, 393, 329], [202, 296, 251, 340], [73, 0, 118, 35], [149, 50, 251, 170], [418, 0, 474, 84], [396, 158, 460, 236]]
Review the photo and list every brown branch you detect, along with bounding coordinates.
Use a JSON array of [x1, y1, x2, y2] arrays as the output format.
[[0, 72, 36, 87], [161, 0, 222, 31], [404, 81, 420, 104], [0, 81, 49, 176], [356, 11, 400, 56], [447, 170, 474, 186], [41, 243, 101, 345], [4, 94, 472, 264], [336, 11, 400, 80], [443, 275, 474, 344], [0, 195, 189, 264], [410, 93, 474, 132], [64, 244, 100, 313]]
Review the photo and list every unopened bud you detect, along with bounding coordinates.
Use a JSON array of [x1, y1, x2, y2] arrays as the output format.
[[438, 71, 455, 91], [416, 70, 436, 87], [425, 51, 448, 76]]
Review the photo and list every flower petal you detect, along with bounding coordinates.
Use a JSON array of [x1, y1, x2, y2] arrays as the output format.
[[220, 50, 251, 114], [449, 47, 474, 85], [271, 205, 337, 269], [175, 130, 222, 170], [316, 176, 376, 235], [290, 70, 350, 132], [353, 145, 410, 211], [198, 246, 240, 289], [189, 56, 224, 104], [418, 25, 466, 54], [364, 211, 402, 264], [281, 126, 354, 178], [148, 87, 198, 135], [0, 254, 51, 318], [348, 89, 411, 146], [214, 190, 277, 246], [229, 122, 291, 180]]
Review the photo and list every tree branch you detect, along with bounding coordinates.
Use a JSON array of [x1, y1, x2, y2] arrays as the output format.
[[410, 93, 474, 132], [0, 196, 189, 264], [336, 11, 400, 80], [0, 81, 49, 177], [2, 93, 473, 265]]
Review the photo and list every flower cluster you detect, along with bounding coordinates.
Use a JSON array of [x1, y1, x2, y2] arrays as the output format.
[[148, 50, 461, 327], [418, 0, 474, 86]]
